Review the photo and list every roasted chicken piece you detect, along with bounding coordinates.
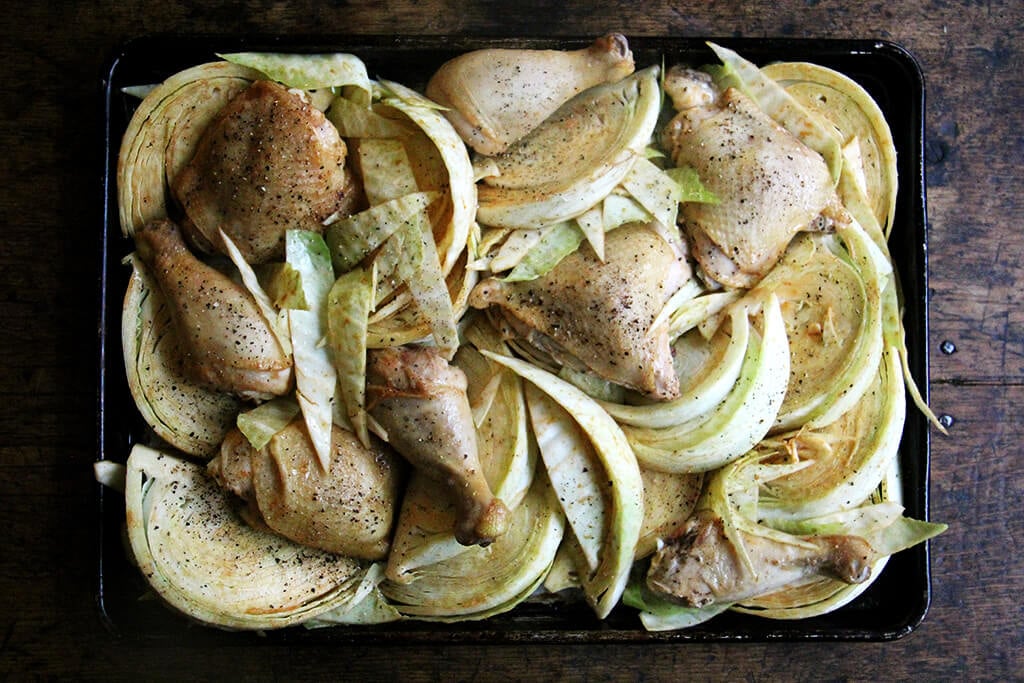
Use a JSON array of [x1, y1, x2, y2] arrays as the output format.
[[172, 79, 359, 264], [208, 419, 404, 560], [133, 219, 292, 400], [365, 346, 510, 546], [426, 33, 635, 156], [470, 223, 690, 401], [646, 510, 874, 608], [663, 66, 844, 288]]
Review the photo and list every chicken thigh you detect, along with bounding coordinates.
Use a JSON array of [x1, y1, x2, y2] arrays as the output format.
[[663, 66, 843, 288], [208, 419, 404, 560], [172, 79, 359, 264], [426, 33, 635, 155], [133, 219, 292, 400], [470, 223, 690, 401], [365, 346, 510, 546]]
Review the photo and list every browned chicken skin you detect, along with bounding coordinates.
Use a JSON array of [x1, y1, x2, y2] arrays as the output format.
[[133, 219, 293, 400], [365, 346, 510, 546], [172, 79, 358, 264], [470, 223, 690, 401], [663, 66, 843, 288], [208, 418, 404, 560], [646, 510, 874, 608]]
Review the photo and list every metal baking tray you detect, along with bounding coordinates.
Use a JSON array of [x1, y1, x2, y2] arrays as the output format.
[[96, 34, 933, 642]]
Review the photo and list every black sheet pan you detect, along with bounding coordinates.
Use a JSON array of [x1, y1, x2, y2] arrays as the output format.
[[96, 34, 933, 643]]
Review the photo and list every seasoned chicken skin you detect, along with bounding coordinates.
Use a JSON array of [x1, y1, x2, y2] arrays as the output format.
[[366, 346, 510, 546], [172, 79, 358, 264], [646, 510, 874, 608], [663, 66, 843, 288], [208, 419, 404, 560], [426, 33, 635, 155], [470, 223, 690, 401], [133, 219, 292, 400]]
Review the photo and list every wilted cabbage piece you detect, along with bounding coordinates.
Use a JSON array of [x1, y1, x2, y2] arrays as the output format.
[[384, 474, 469, 585], [364, 248, 477, 350], [282, 230, 339, 469], [326, 264, 376, 448], [305, 563, 403, 626], [526, 385, 609, 573], [482, 351, 643, 619], [219, 51, 372, 94], [124, 445, 368, 630]]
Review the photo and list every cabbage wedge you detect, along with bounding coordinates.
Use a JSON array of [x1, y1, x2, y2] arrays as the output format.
[[326, 265, 375, 448], [383, 475, 471, 585], [284, 230, 337, 470], [757, 345, 906, 522], [219, 51, 372, 95], [635, 466, 703, 560], [482, 351, 643, 619], [305, 563, 403, 626], [748, 231, 884, 432], [124, 445, 367, 630], [381, 475, 563, 621], [526, 386, 608, 573], [625, 295, 791, 474]]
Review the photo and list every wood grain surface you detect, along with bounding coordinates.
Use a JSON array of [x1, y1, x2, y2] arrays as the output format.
[[1, 1, 1021, 680]]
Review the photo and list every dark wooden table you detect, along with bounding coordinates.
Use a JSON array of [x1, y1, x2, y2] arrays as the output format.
[[2, 2, 1020, 679]]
